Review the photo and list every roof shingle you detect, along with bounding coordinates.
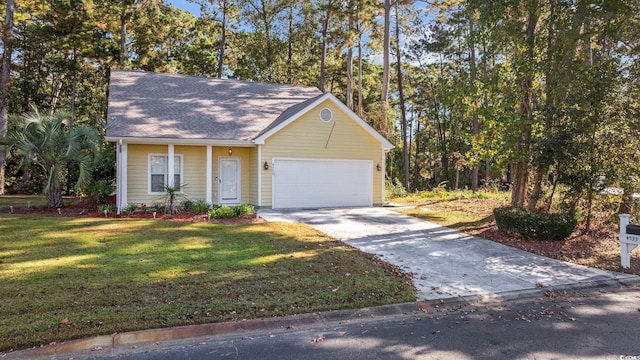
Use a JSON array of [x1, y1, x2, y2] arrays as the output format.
[[106, 70, 324, 141]]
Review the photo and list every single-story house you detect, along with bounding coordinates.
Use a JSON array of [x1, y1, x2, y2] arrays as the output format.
[[105, 70, 394, 212]]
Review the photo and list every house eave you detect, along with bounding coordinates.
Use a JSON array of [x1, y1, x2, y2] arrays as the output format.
[[105, 136, 256, 147]]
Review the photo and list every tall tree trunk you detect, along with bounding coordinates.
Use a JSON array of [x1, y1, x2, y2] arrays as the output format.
[[0, 0, 14, 196], [395, 2, 409, 191], [17, 170, 31, 194], [469, 17, 479, 192], [217, 0, 228, 79], [287, 5, 293, 84], [50, 75, 65, 113], [528, 170, 544, 211], [357, 29, 364, 117], [47, 175, 64, 208], [319, 0, 332, 92], [511, 4, 539, 208], [381, 0, 391, 104], [485, 161, 490, 186], [377, 0, 393, 139], [529, 1, 557, 211], [413, 115, 421, 184], [346, 44, 354, 109], [119, 0, 127, 68], [70, 48, 77, 125]]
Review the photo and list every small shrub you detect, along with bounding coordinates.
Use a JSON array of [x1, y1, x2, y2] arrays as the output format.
[[97, 204, 114, 213], [181, 199, 211, 214], [191, 200, 211, 214], [140, 203, 148, 213], [82, 180, 113, 210], [234, 204, 255, 217], [181, 199, 195, 212], [493, 206, 577, 241], [386, 179, 407, 198], [209, 205, 235, 219], [150, 201, 166, 214], [124, 203, 138, 213]]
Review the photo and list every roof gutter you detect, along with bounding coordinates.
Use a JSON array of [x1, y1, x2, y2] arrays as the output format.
[[105, 136, 256, 147]]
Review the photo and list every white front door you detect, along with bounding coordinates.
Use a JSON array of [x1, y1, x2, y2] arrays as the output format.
[[219, 157, 240, 204]]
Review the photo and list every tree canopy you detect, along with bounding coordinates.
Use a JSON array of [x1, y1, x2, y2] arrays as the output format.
[[0, 0, 638, 217]]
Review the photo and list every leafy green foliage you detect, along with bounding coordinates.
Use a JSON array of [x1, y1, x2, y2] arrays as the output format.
[[5, 109, 101, 208], [181, 199, 211, 214], [97, 204, 114, 213], [234, 203, 254, 217], [208, 204, 254, 219], [124, 203, 138, 213], [493, 206, 577, 241], [386, 179, 408, 198], [81, 180, 113, 211], [150, 202, 166, 214], [180, 199, 195, 212], [155, 184, 184, 214], [209, 205, 235, 219]]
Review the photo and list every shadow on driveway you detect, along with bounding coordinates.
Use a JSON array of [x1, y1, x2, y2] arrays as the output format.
[[259, 207, 639, 301]]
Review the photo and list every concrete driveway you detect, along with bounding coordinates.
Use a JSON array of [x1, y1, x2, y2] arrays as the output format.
[[259, 207, 639, 301]]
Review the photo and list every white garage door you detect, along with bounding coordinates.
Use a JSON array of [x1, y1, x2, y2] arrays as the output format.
[[272, 158, 373, 209]]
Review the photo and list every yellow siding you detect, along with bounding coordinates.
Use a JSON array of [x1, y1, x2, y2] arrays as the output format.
[[260, 99, 385, 206], [176, 145, 206, 200]]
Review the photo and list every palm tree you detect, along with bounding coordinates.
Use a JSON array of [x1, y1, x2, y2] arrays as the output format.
[[6, 109, 101, 208]]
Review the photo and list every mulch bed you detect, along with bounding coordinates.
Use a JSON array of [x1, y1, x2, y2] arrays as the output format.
[[7, 197, 265, 224], [472, 218, 640, 275]]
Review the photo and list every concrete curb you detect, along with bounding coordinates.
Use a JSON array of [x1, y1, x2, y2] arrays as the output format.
[[6, 277, 639, 359]]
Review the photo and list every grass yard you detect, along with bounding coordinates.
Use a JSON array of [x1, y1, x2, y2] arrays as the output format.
[[0, 195, 52, 209], [0, 215, 415, 352], [392, 190, 509, 233], [0, 195, 81, 214]]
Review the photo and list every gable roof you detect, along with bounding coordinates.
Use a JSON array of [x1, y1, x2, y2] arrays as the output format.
[[106, 70, 323, 142], [106, 70, 393, 150], [254, 93, 394, 150]]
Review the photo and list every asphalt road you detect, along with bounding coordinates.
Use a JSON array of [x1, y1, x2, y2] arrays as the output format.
[[83, 285, 640, 360]]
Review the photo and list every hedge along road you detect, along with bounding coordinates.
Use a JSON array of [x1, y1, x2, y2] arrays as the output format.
[[259, 207, 640, 301]]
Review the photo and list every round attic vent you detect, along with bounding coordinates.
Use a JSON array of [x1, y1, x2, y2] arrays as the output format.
[[320, 108, 333, 122]]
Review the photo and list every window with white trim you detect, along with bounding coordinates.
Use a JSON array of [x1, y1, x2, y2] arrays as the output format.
[[149, 154, 183, 193]]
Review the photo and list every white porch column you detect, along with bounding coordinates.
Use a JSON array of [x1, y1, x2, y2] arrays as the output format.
[[117, 141, 128, 214], [381, 150, 386, 205], [257, 145, 262, 207], [167, 144, 175, 187], [206, 145, 212, 204]]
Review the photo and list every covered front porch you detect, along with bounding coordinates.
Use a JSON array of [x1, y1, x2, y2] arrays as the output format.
[[114, 140, 258, 214]]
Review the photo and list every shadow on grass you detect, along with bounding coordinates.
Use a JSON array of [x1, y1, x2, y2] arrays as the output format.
[[0, 214, 415, 352], [447, 214, 495, 232]]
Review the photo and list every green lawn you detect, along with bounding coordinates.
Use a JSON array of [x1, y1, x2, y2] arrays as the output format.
[[0, 215, 415, 352], [0, 195, 80, 211], [390, 190, 510, 234], [0, 195, 49, 209]]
